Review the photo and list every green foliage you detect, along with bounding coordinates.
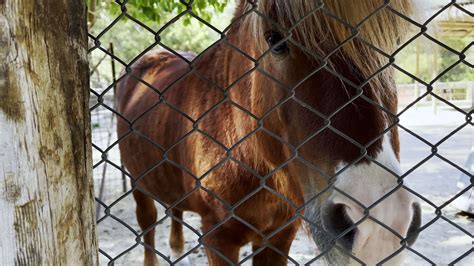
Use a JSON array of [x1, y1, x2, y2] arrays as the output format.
[[394, 36, 473, 84], [88, 0, 233, 84], [88, 0, 229, 26], [438, 38, 473, 82]]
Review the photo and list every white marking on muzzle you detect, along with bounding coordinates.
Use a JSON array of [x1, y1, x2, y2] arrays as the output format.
[[330, 136, 416, 265]]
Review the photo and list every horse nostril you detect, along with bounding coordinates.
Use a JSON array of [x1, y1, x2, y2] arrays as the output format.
[[406, 202, 422, 246], [321, 202, 356, 250]]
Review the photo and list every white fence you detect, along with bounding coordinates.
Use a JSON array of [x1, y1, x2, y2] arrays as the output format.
[[398, 81, 474, 111]]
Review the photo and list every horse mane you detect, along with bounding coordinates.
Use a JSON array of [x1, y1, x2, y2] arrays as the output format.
[[243, 0, 414, 93]]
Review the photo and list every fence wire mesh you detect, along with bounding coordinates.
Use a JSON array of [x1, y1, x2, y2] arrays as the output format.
[[88, 0, 473, 265]]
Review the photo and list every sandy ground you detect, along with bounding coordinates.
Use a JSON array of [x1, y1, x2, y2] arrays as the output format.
[[92, 107, 473, 265]]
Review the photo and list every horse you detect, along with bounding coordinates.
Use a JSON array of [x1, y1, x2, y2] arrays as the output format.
[[116, 0, 422, 265]]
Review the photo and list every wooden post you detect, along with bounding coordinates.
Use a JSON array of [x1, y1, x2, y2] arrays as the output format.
[[467, 82, 474, 110], [431, 37, 439, 115], [109, 43, 128, 193], [0, 1, 98, 265]]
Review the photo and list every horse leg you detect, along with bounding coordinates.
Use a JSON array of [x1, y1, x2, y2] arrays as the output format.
[[169, 209, 185, 259], [205, 239, 240, 266], [133, 190, 159, 266], [202, 221, 242, 266], [251, 224, 298, 266]]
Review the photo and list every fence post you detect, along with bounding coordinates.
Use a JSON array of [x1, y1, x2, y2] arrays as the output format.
[[109, 42, 128, 193], [0, 1, 98, 265], [431, 33, 440, 115], [467, 82, 474, 110]]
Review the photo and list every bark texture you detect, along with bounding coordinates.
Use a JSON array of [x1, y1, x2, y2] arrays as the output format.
[[0, 1, 97, 265]]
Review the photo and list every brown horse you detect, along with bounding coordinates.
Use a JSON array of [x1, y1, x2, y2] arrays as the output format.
[[117, 0, 422, 265]]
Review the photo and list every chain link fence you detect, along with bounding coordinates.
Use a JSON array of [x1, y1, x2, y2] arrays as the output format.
[[88, 0, 473, 265]]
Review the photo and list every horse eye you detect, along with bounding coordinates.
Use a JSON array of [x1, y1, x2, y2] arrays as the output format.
[[265, 31, 289, 56]]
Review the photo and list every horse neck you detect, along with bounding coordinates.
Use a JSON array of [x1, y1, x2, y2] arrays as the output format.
[[197, 14, 265, 115]]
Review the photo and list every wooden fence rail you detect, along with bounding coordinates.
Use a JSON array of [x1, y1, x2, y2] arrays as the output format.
[[398, 81, 474, 110]]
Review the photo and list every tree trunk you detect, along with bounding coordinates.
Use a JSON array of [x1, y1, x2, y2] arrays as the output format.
[[0, 1, 98, 265]]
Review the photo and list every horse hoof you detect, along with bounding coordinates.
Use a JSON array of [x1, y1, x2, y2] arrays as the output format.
[[172, 253, 191, 266]]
